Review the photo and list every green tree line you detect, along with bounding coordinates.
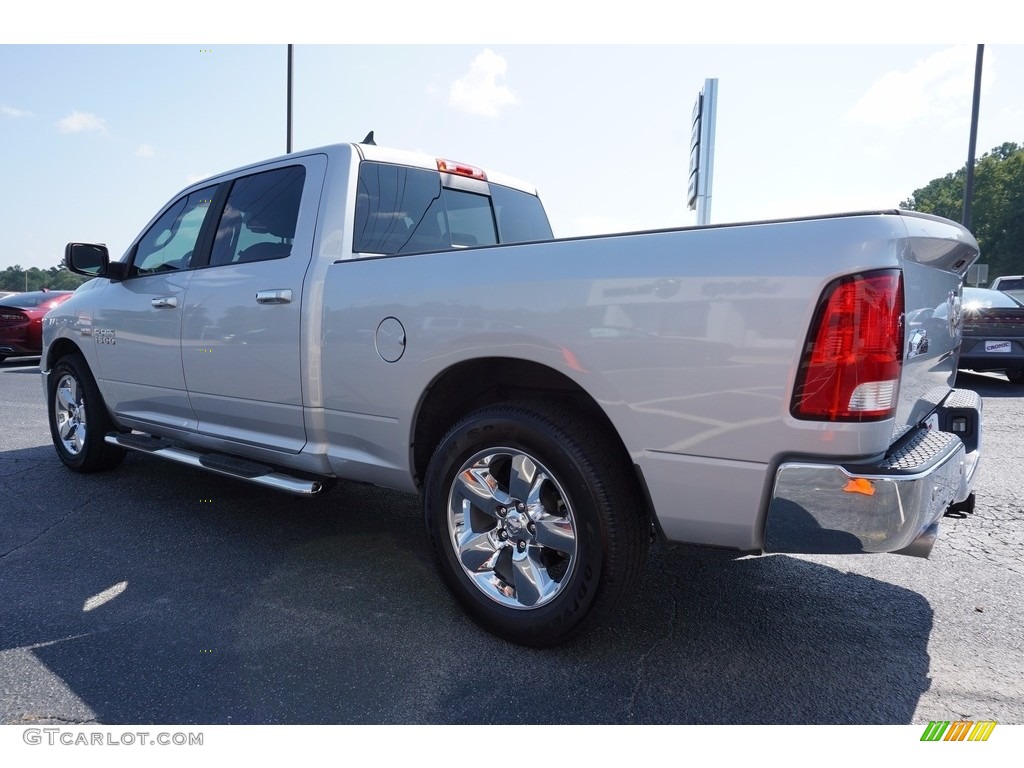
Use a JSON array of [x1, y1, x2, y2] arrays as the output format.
[[0, 262, 91, 292], [901, 142, 1024, 280]]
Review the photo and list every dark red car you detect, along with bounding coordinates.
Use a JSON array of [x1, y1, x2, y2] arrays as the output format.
[[0, 291, 75, 362]]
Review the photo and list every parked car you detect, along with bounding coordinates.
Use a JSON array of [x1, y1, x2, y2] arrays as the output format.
[[0, 290, 74, 362], [988, 274, 1024, 302], [958, 287, 1024, 384]]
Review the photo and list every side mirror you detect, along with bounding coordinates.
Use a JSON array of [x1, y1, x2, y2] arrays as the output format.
[[65, 243, 126, 281]]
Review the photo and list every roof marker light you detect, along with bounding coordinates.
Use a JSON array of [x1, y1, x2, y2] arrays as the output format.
[[437, 159, 487, 181]]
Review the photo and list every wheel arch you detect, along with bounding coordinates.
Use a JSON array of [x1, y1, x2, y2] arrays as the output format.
[[410, 356, 649, 517], [46, 337, 86, 372]]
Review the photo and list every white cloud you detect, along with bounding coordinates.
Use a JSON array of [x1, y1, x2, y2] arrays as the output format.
[[1, 104, 32, 118], [848, 46, 989, 127], [448, 49, 519, 118], [134, 144, 156, 157], [185, 172, 211, 185], [57, 110, 108, 134]]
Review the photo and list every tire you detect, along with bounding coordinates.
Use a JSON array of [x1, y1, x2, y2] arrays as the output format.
[[423, 401, 649, 647], [1007, 370, 1024, 385], [48, 353, 126, 472]]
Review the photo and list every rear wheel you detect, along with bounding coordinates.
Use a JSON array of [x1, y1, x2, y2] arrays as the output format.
[[424, 401, 648, 647], [48, 353, 125, 472]]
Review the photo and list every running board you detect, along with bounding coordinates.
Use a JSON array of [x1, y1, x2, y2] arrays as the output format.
[[105, 433, 325, 495]]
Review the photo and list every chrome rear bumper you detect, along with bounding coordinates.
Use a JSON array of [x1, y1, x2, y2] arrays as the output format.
[[764, 389, 981, 559]]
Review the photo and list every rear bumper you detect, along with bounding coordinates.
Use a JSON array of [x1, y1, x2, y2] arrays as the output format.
[[958, 338, 1024, 372], [764, 390, 982, 559]]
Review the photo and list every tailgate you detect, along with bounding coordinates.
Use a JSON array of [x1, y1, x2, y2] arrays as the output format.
[[894, 211, 979, 436]]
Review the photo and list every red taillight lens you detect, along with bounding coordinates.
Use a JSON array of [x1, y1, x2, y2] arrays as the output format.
[[792, 270, 904, 421], [0, 310, 28, 324]]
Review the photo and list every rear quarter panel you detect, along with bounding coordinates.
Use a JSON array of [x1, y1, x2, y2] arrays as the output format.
[[317, 214, 943, 467], [313, 212, 976, 549]]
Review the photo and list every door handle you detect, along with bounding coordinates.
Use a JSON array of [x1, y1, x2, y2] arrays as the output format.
[[151, 297, 178, 308], [256, 289, 293, 305]]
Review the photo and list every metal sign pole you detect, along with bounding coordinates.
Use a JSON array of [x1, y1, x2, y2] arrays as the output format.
[[687, 78, 718, 226], [696, 78, 718, 226]]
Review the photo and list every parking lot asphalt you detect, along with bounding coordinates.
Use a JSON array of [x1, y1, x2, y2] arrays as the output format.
[[1, 358, 1022, 725]]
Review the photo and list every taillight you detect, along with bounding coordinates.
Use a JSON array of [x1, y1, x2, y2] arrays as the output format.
[[792, 270, 904, 421], [0, 310, 27, 324]]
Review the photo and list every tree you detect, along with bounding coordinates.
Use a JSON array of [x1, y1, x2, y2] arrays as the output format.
[[0, 261, 91, 292], [901, 142, 1024, 280]]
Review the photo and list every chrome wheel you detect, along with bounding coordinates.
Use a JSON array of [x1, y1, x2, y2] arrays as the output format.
[[425, 401, 648, 646], [48, 353, 125, 472], [447, 448, 577, 610], [54, 373, 87, 456]]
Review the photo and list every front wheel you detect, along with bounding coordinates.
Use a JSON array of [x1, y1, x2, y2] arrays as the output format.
[[424, 402, 648, 646], [48, 353, 125, 472]]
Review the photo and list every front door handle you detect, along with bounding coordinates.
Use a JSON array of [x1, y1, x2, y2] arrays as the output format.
[[151, 297, 178, 309], [256, 289, 293, 305]]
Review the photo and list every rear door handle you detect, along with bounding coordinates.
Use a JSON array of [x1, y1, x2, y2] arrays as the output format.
[[151, 297, 178, 308], [256, 289, 293, 305]]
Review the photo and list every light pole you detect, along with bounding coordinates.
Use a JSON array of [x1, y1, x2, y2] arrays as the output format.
[[962, 45, 984, 230], [287, 44, 293, 154]]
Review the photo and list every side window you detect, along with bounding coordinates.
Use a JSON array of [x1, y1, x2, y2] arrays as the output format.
[[132, 186, 217, 275], [210, 166, 305, 267]]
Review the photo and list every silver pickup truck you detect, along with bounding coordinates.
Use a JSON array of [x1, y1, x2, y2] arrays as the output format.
[[44, 139, 982, 646]]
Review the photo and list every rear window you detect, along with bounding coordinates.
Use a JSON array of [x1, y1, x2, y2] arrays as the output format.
[[993, 277, 1024, 291], [0, 291, 72, 309], [964, 288, 1024, 309], [353, 162, 552, 255]]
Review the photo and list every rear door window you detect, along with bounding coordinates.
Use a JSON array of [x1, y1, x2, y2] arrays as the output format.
[[209, 166, 306, 267]]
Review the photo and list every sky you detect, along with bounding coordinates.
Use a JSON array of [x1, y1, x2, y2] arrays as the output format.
[[2, 4, 1023, 271]]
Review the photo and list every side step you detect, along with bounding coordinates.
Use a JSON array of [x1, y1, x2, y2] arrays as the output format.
[[105, 433, 325, 495]]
